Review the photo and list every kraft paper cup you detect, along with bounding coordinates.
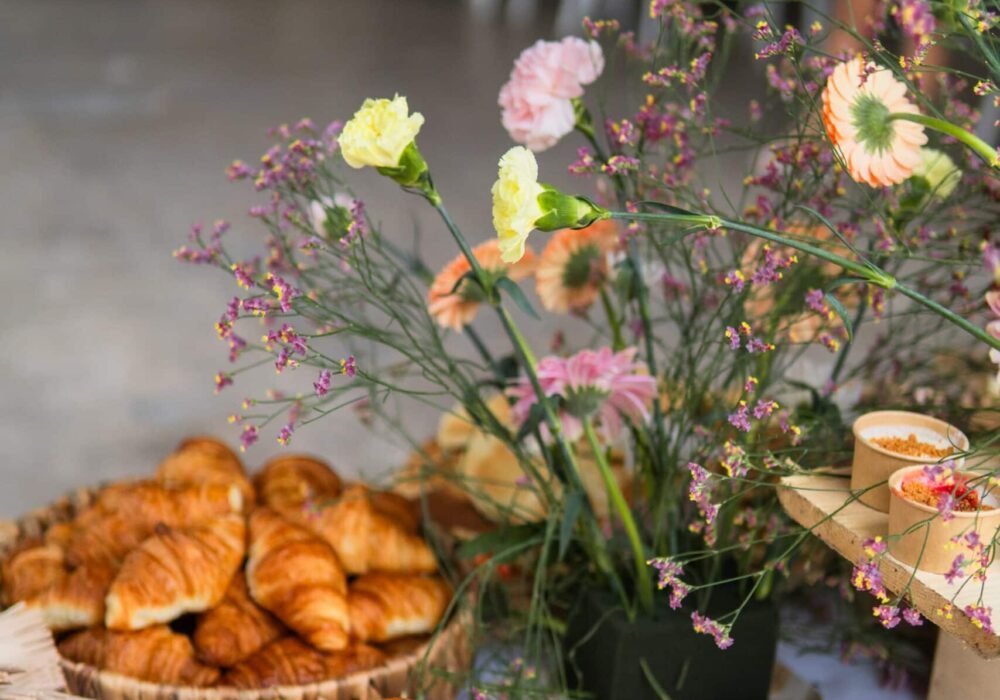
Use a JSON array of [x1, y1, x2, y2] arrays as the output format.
[[851, 411, 968, 511], [887, 465, 1000, 574]]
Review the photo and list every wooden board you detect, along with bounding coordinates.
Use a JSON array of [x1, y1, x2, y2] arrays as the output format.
[[778, 474, 1000, 658]]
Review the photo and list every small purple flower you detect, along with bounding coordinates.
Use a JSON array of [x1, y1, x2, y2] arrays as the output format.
[[723, 270, 746, 292], [725, 326, 741, 350], [945, 554, 968, 584], [728, 402, 752, 432], [691, 611, 734, 649], [267, 273, 299, 312], [902, 607, 923, 626], [805, 289, 827, 314], [314, 369, 333, 397], [341, 355, 357, 378], [965, 604, 994, 634], [214, 372, 233, 394], [745, 337, 774, 354], [239, 424, 259, 452], [874, 605, 901, 629], [277, 423, 294, 446], [753, 399, 779, 420]]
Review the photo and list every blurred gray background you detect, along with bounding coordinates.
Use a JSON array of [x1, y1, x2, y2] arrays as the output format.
[[1, 0, 666, 514]]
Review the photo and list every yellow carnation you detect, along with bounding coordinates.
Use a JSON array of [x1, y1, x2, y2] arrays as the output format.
[[492, 146, 545, 263], [912, 148, 961, 199], [340, 95, 425, 169]]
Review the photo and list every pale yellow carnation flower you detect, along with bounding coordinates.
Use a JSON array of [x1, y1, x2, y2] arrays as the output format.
[[492, 146, 545, 263], [340, 95, 425, 169], [913, 148, 961, 199]]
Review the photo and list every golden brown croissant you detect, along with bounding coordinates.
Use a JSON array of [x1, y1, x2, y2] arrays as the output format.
[[254, 454, 342, 514], [105, 514, 246, 630], [347, 573, 451, 642], [192, 574, 284, 667], [65, 482, 244, 568], [369, 490, 420, 533], [58, 625, 220, 686], [27, 562, 116, 630], [246, 508, 350, 652], [302, 486, 437, 575], [157, 436, 255, 505], [222, 637, 384, 689], [1, 543, 66, 605]]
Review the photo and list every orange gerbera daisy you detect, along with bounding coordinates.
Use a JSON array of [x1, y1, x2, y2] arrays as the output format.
[[822, 57, 927, 187], [535, 220, 619, 313], [427, 239, 536, 331]]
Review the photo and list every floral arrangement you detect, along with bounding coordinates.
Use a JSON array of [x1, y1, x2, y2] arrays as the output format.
[[177, 1, 1000, 694]]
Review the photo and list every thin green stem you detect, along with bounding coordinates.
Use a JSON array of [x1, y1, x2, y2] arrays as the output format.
[[889, 112, 999, 168], [611, 209, 1000, 350], [582, 417, 654, 615], [599, 286, 625, 351]]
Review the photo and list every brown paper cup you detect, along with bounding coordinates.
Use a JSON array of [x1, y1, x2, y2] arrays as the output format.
[[887, 465, 1000, 574], [851, 411, 968, 511]]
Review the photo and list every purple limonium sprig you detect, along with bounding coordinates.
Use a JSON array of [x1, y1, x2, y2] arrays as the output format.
[[239, 424, 259, 452], [314, 369, 333, 397], [647, 557, 692, 610], [874, 604, 901, 629], [691, 611, 734, 649], [965, 604, 994, 634]]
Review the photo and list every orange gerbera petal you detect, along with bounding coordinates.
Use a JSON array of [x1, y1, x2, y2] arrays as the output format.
[[535, 220, 619, 313], [427, 239, 536, 332], [821, 57, 927, 187]]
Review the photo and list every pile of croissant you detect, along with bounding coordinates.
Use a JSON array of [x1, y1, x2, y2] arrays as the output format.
[[0, 437, 452, 689]]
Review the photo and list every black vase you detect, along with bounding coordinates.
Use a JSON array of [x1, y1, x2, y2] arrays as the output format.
[[564, 587, 778, 700]]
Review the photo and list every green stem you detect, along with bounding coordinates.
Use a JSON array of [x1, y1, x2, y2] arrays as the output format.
[[582, 417, 654, 615], [429, 198, 621, 592], [889, 112, 999, 168], [599, 286, 625, 351], [611, 209, 1000, 351]]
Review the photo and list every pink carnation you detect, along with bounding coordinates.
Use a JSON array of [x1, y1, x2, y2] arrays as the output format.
[[499, 37, 605, 152]]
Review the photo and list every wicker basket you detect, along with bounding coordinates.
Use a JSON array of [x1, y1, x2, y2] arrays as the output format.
[[0, 487, 473, 700]]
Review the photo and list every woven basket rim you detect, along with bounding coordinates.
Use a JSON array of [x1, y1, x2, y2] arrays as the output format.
[[1, 483, 470, 700]]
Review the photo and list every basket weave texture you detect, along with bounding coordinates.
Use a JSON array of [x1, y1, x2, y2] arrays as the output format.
[[0, 486, 472, 700]]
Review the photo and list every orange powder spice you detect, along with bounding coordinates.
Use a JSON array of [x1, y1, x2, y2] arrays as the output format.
[[871, 433, 953, 459]]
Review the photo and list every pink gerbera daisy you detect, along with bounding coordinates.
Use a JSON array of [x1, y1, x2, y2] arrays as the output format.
[[509, 346, 657, 441], [822, 57, 927, 187]]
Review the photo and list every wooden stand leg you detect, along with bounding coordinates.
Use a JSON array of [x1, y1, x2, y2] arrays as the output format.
[[928, 633, 1000, 698]]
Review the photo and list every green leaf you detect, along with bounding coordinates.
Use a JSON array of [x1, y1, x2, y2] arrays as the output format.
[[823, 284, 857, 343], [795, 204, 871, 265], [558, 490, 585, 560], [637, 200, 698, 217], [515, 401, 546, 443], [448, 269, 480, 296], [457, 523, 541, 560], [496, 276, 540, 320]]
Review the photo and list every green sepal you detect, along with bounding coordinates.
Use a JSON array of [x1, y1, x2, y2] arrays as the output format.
[[535, 186, 608, 231]]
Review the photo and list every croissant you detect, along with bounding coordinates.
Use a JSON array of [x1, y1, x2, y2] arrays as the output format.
[[157, 436, 255, 505], [303, 486, 437, 575], [105, 514, 245, 630], [222, 638, 384, 689], [59, 625, 219, 686], [66, 482, 244, 568], [246, 508, 350, 652], [254, 454, 342, 514], [347, 573, 451, 642], [27, 562, 116, 630], [1, 543, 66, 605], [369, 490, 420, 533], [192, 574, 284, 667]]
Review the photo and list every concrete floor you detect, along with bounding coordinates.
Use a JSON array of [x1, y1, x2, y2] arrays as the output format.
[[0, 0, 662, 515]]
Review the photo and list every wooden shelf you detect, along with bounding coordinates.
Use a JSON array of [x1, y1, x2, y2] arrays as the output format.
[[778, 473, 1000, 658]]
